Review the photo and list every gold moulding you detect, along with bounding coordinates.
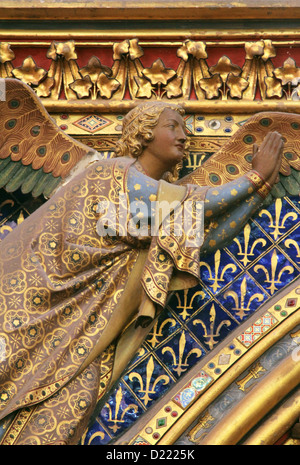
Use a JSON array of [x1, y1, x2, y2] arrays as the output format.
[[43, 99, 300, 115], [199, 352, 300, 445], [0, 2, 300, 21], [156, 310, 300, 446], [242, 388, 300, 445]]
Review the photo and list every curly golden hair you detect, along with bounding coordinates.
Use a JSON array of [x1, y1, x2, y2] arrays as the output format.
[[115, 101, 189, 182]]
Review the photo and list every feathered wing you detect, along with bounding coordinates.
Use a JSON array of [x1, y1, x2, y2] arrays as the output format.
[[0, 78, 101, 198], [2, 80, 299, 202], [180, 111, 300, 203]]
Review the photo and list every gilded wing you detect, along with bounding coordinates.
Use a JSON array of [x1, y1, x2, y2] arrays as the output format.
[[0, 78, 100, 197], [181, 112, 300, 203]]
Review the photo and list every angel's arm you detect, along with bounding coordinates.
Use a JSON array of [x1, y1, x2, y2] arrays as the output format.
[[201, 191, 263, 256], [204, 169, 265, 219], [201, 132, 284, 255], [203, 131, 283, 218]]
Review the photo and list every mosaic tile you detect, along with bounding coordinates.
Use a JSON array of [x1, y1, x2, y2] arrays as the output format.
[[225, 220, 272, 268], [187, 301, 239, 351], [167, 286, 211, 324], [73, 114, 113, 133], [237, 311, 278, 347], [131, 435, 151, 445], [257, 197, 300, 241], [144, 307, 181, 350], [218, 353, 231, 365], [173, 370, 213, 409], [184, 115, 194, 135], [154, 330, 206, 379], [98, 382, 144, 439], [248, 247, 298, 296], [81, 421, 112, 445], [286, 195, 300, 212], [217, 273, 269, 322], [123, 355, 174, 409], [199, 248, 242, 295], [278, 223, 300, 268]]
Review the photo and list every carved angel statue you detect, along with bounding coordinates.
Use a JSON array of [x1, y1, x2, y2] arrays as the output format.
[[0, 78, 297, 445]]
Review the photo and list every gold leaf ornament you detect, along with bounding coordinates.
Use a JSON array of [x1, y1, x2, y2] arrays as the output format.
[[35, 76, 55, 98], [0, 42, 15, 63], [245, 40, 265, 60], [164, 75, 183, 98], [245, 40, 276, 62], [80, 56, 112, 82], [265, 76, 283, 98], [199, 74, 222, 99], [70, 56, 120, 99], [80, 57, 120, 98], [47, 40, 78, 61], [199, 56, 248, 100], [227, 73, 249, 98], [177, 40, 207, 61], [209, 56, 242, 83], [70, 72, 120, 100], [273, 57, 300, 86], [113, 40, 130, 60], [12, 57, 47, 86], [113, 38, 143, 61], [142, 59, 176, 86], [69, 75, 93, 98], [134, 75, 153, 98], [261, 39, 276, 62], [96, 73, 120, 99], [128, 38, 144, 61]]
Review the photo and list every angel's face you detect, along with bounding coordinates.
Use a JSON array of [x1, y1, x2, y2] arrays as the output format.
[[142, 109, 187, 170]]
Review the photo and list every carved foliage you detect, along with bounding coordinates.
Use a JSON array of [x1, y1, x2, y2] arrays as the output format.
[[1, 38, 300, 102]]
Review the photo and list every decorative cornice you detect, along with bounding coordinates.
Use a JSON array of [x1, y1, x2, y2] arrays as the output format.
[[0, 2, 300, 21], [2, 38, 300, 114]]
